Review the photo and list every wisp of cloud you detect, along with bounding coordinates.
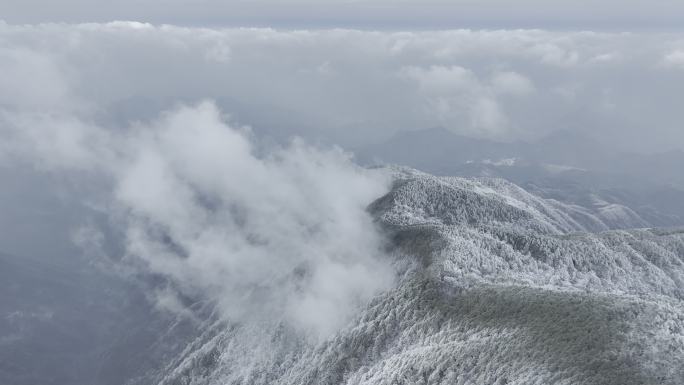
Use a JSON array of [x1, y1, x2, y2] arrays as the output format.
[[3, 100, 395, 339]]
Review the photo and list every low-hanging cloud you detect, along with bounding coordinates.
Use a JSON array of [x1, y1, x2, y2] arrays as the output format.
[[2, 100, 395, 338]]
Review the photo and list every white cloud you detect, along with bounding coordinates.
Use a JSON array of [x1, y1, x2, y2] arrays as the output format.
[[0, 47, 76, 111], [1, 23, 683, 150], [469, 97, 507, 135], [400, 67, 537, 136], [663, 50, 684, 69], [119, 103, 394, 337], [490, 71, 535, 96], [401, 65, 477, 95], [0, 112, 112, 170], [3, 100, 395, 338], [400, 65, 499, 135], [589, 52, 620, 64], [530, 42, 580, 67]]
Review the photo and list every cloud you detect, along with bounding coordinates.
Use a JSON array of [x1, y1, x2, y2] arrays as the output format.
[[0, 47, 75, 111], [530, 42, 580, 67], [490, 71, 535, 96], [2, 23, 683, 151], [117, 102, 394, 337], [399, 65, 508, 136], [401, 65, 478, 95], [589, 52, 620, 64], [0, 112, 112, 170], [663, 50, 684, 69], [2, 100, 394, 338], [400, 66, 539, 136]]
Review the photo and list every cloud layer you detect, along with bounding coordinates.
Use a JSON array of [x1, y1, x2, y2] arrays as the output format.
[[1, 23, 684, 152]]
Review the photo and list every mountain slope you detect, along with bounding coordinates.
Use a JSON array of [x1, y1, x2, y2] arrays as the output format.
[[153, 168, 684, 385], [0, 251, 198, 385]]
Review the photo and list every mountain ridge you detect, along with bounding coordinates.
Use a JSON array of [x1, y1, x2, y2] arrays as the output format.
[[151, 167, 684, 385], [355, 128, 684, 228]]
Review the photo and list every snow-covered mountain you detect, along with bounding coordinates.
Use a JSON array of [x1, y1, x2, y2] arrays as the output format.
[[355, 128, 684, 229], [149, 168, 684, 385]]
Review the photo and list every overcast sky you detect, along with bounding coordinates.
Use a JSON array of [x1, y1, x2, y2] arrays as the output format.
[[2, 0, 684, 30]]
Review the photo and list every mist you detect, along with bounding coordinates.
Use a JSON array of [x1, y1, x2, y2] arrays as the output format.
[[2, 99, 395, 339]]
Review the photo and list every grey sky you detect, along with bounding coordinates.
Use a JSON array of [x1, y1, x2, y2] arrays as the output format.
[[2, 0, 684, 30]]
